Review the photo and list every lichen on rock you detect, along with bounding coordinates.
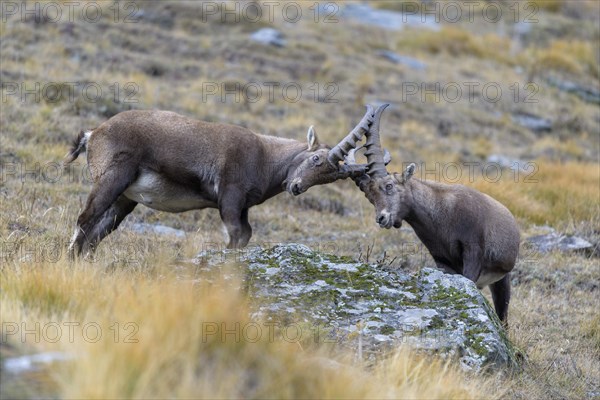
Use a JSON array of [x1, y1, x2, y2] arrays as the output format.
[[194, 243, 520, 372]]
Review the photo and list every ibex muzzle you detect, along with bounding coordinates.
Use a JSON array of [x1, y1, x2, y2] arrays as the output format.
[[347, 104, 520, 323], [65, 108, 373, 257], [285, 105, 377, 196]]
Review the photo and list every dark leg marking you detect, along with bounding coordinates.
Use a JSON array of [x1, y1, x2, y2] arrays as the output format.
[[69, 165, 137, 258], [490, 273, 511, 323], [82, 196, 138, 255]]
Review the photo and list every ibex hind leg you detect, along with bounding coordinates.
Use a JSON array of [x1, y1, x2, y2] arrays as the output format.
[[68, 165, 137, 259], [490, 273, 511, 324], [78, 196, 137, 256]]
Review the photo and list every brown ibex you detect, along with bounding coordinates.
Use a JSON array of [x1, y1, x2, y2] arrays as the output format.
[[64, 108, 375, 257], [343, 104, 520, 322]]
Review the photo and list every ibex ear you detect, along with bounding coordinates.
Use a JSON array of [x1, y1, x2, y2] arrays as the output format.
[[402, 163, 416, 183], [307, 126, 320, 151], [355, 174, 371, 192]]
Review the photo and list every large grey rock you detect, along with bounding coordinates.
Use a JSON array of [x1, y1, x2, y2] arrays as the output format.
[[195, 244, 519, 372]]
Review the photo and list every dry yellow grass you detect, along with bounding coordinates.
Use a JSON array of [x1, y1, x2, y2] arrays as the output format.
[[1, 260, 493, 399], [464, 160, 600, 226], [534, 39, 599, 78], [397, 27, 511, 64]]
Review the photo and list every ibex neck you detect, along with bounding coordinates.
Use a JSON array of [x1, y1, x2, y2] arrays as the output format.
[[404, 179, 438, 235], [259, 135, 308, 196]]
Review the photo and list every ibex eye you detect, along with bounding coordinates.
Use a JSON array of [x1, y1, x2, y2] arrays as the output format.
[[386, 183, 393, 191], [312, 155, 319, 162]]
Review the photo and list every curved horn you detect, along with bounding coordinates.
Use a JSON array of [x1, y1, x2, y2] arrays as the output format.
[[364, 103, 389, 179], [383, 149, 391, 165], [345, 146, 392, 166], [338, 146, 366, 178], [340, 145, 392, 179], [327, 105, 374, 165], [344, 146, 362, 165]]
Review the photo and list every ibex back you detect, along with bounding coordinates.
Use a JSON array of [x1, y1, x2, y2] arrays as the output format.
[[65, 109, 373, 257]]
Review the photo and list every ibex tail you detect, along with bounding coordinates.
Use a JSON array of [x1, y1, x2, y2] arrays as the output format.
[[64, 130, 92, 165]]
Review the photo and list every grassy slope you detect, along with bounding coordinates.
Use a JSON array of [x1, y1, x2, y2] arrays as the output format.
[[1, 1, 599, 398]]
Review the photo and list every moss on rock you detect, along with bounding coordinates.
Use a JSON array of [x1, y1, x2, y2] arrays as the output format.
[[196, 243, 520, 372]]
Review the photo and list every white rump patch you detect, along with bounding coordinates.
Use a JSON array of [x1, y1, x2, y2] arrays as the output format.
[[79, 130, 93, 151]]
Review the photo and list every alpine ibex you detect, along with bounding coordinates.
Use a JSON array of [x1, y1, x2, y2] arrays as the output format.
[[343, 104, 520, 322], [64, 108, 374, 257]]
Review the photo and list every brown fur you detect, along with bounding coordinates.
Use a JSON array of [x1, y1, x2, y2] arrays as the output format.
[[65, 109, 370, 257], [356, 165, 520, 322]]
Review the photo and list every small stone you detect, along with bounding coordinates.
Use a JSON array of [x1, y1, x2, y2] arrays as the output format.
[[377, 50, 427, 71], [3, 352, 73, 374], [486, 154, 529, 172], [511, 112, 552, 132], [129, 222, 185, 238], [527, 232, 593, 253], [547, 77, 600, 104], [250, 28, 286, 47], [373, 334, 392, 342]]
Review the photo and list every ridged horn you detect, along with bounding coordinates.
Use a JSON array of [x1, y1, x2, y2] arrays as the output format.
[[327, 105, 374, 165], [341, 146, 392, 178], [345, 146, 392, 166], [364, 103, 389, 179]]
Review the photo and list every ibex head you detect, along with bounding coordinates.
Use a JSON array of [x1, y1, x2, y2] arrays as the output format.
[[286, 105, 379, 195], [355, 163, 416, 229], [345, 104, 415, 229]]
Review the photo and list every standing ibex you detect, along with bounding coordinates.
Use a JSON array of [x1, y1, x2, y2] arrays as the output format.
[[64, 108, 375, 257], [341, 104, 520, 322]]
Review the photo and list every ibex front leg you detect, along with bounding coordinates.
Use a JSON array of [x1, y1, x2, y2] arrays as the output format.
[[218, 186, 251, 249], [461, 243, 483, 284]]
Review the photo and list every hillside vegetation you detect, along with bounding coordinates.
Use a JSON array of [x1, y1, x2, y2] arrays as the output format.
[[1, 1, 599, 399]]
